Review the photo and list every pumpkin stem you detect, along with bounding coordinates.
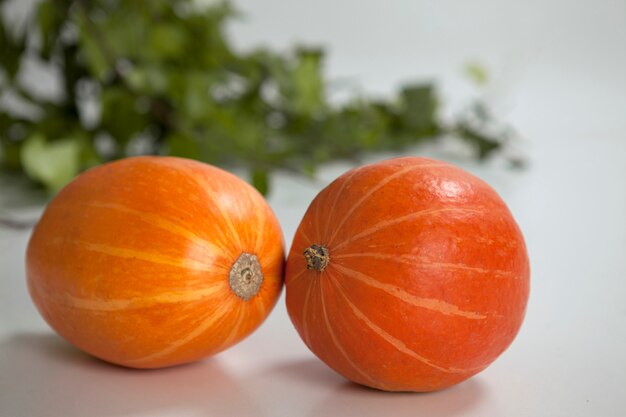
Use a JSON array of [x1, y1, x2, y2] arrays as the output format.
[[304, 244, 330, 271], [229, 253, 263, 300]]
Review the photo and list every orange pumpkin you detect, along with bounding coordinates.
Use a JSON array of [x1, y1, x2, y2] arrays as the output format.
[[27, 156, 284, 368], [285, 157, 530, 391]]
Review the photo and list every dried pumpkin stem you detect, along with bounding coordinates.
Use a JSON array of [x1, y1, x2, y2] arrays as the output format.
[[304, 244, 330, 271], [229, 253, 263, 300]]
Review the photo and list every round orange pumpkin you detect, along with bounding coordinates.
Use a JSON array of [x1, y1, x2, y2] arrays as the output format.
[[27, 156, 284, 368], [285, 157, 530, 391]]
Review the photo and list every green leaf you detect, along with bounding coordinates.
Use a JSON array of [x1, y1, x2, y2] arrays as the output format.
[[289, 48, 325, 116], [78, 137, 101, 169], [457, 125, 501, 159], [0, 0, 519, 199], [100, 88, 147, 143], [192, 2, 236, 68], [1, 139, 23, 171], [251, 168, 269, 195], [77, 14, 110, 81], [20, 134, 81, 192], [301, 160, 316, 178], [400, 84, 437, 134], [167, 132, 200, 160], [181, 71, 214, 122], [147, 23, 189, 60], [99, 6, 148, 60], [127, 65, 169, 94], [0, 19, 25, 80], [464, 62, 489, 86], [37, 0, 70, 59]]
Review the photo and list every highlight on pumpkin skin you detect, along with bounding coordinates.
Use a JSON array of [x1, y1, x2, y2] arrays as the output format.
[[26, 156, 285, 369], [285, 156, 530, 392]]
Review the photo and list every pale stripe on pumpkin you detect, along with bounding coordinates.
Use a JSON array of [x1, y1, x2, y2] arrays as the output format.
[[298, 228, 314, 249], [332, 279, 480, 375], [253, 291, 270, 318], [127, 301, 232, 365], [313, 199, 323, 242], [322, 167, 360, 238], [334, 252, 517, 279], [300, 281, 315, 348], [285, 268, 307, 285], [333, 264, 486, 320], [327, 162, 446, 245], [87, 201, 227, 256], [332, 207, 483, 251], [319, 278, 379, 387], [66, 240, 215, 272], [44, 285, 224, 311], [187, 172, 245, 251], [218, 305, 245, 350], [252, 207, 268, 256]]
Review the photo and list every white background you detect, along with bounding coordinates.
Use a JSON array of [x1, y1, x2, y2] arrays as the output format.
[[1, 0, 626, 416]]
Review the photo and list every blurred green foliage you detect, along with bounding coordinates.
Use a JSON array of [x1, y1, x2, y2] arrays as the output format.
[[0, 0, 516, 194]]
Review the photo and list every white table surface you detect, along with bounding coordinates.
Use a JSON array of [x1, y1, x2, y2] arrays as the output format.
[[2, 0, 626, 416]]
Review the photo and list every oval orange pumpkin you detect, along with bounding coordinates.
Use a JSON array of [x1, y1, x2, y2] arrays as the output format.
[[285, 157, 530, 391], [27, 156, 284, 368]]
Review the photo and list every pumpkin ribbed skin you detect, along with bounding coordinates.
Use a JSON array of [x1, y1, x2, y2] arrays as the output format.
[[285, 157, 529, 391], [27, 156, 284, 368]]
